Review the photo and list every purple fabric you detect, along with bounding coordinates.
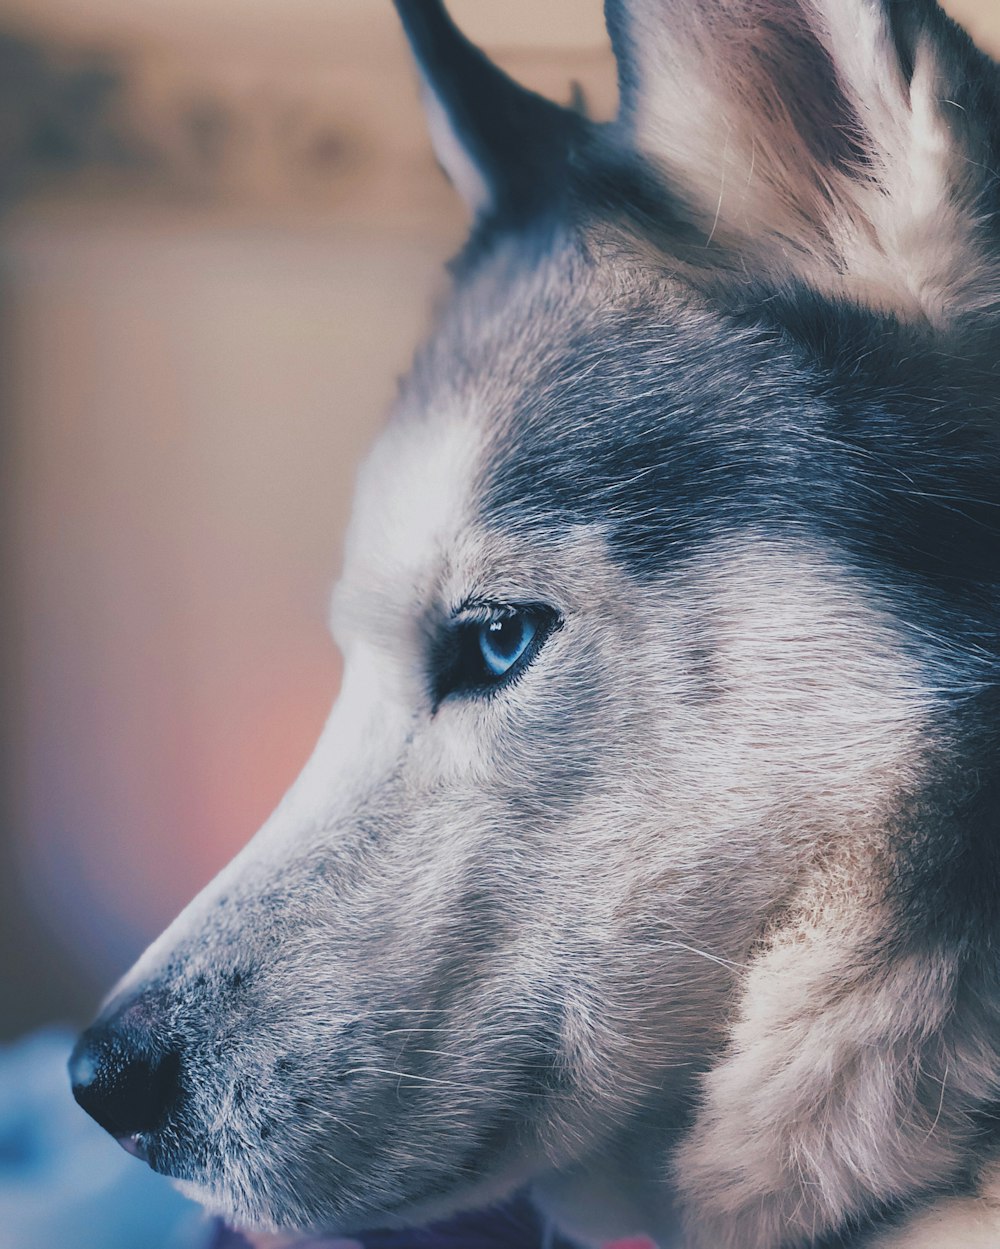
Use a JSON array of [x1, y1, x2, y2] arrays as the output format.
[[210, 1196, 581, 1249]]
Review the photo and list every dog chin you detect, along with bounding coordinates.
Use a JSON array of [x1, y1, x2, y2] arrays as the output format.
[[169, 1174, 307, 1237], [173, 1163, 533, 1242], [170, 1177, 259, 1229]]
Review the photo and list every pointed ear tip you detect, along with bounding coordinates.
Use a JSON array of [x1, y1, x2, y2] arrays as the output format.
[[393, 0, 598, 224]]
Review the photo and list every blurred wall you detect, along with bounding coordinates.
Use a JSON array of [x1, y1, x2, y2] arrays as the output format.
[[0, 0, 998, 1038]]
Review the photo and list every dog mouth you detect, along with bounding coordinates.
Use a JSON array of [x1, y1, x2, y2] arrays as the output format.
[[110, 1121, 206, 1185], [157, 1087, 546, 1239], [94, 1083, 509, 1236], [116, 1131, 150, 1161]]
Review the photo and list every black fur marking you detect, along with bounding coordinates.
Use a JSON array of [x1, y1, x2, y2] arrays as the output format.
[[392, 0, 591, 228], [475, 251, 1000, 672], [480, 282, 785, 580]]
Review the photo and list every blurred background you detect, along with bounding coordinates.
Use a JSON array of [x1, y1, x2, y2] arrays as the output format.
[[0, 0, 997, 1057]]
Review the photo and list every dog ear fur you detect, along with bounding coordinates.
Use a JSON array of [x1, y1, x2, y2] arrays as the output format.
[[674, 889, 1000, 1248], [393, 0, 591, 226], [604, 0, 1000, 325]]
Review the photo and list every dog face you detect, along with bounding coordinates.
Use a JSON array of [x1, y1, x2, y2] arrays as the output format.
[[71, 3, 1000, 1247]]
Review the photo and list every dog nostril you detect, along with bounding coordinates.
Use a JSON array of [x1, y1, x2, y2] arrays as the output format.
[[69, 1015, 183, 1155]]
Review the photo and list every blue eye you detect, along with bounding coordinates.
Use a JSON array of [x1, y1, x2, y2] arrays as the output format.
[[432, 603, 560, 704], [478, 614, 536, 677]]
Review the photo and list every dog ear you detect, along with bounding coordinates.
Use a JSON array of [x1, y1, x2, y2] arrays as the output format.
[[393, 0, 591, 226], [605, 0, 1000, 325]]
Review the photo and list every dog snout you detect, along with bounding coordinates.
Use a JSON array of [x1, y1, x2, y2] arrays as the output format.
[[69, 993, 184, 1162]]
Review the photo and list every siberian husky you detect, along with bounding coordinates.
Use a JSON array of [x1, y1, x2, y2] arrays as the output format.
[[70, 1, 1000, 1246]]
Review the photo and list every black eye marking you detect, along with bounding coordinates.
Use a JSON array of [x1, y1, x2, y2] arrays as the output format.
[[431, 602, 561, 706]]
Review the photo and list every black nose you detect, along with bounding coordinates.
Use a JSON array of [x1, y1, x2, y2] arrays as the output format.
[[69, 996, 183, 1159]]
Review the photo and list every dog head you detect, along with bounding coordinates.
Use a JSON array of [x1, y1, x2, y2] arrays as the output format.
[[71, 3, 1000, 1246]]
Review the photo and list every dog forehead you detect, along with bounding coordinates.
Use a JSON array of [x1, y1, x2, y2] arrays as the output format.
[[337, 401, 484, 616], [335, 397, 621, 636], [338, 233, 821, 625], [332, 242, 621, 623]]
